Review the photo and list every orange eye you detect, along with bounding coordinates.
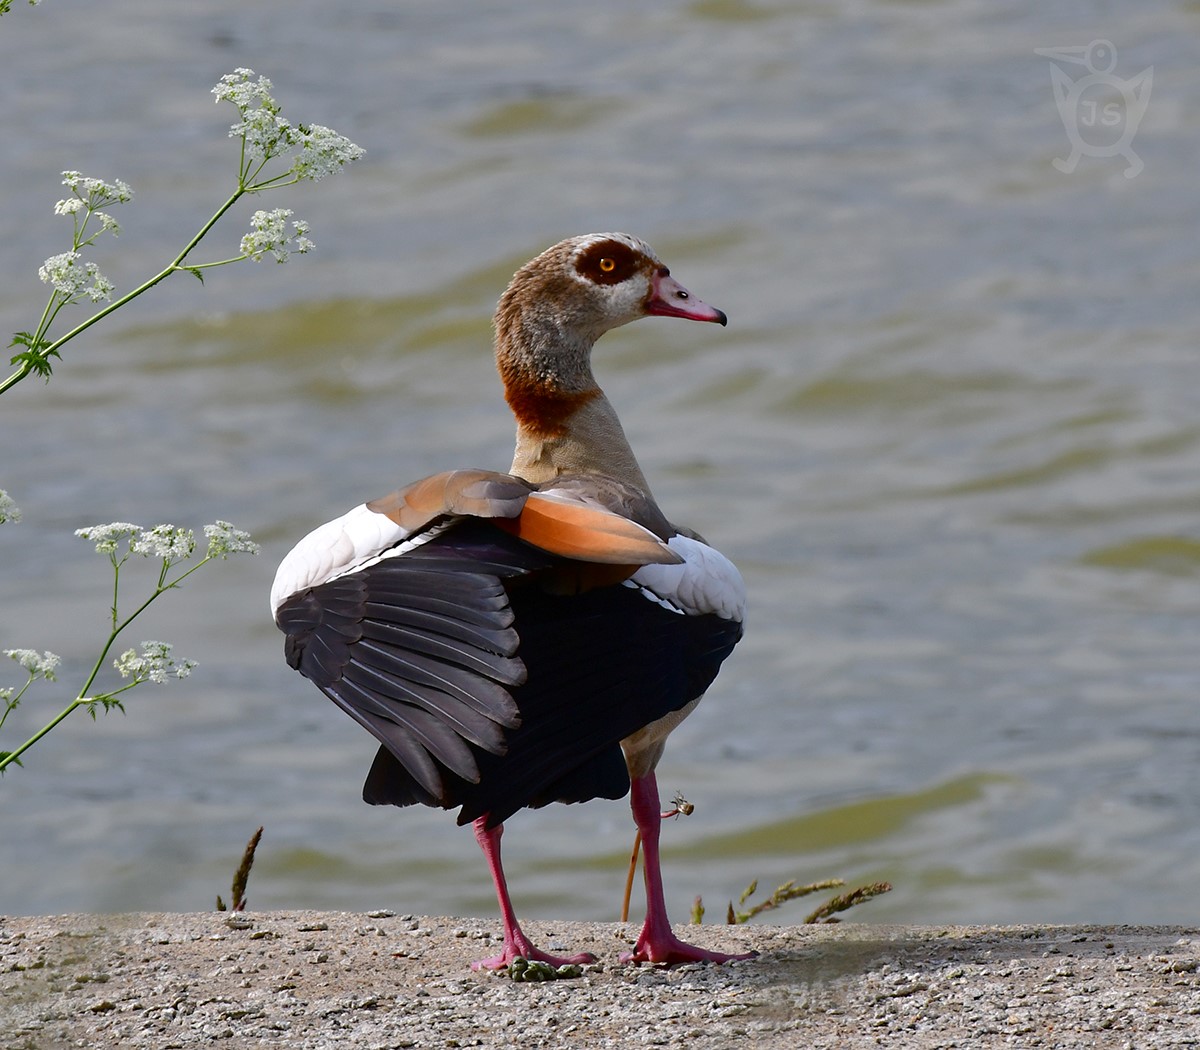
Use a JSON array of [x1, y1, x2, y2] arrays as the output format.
[[599, 258, 616, 273]]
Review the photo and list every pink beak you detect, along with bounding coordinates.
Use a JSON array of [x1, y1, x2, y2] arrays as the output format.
[[644, 270, 727, 326]]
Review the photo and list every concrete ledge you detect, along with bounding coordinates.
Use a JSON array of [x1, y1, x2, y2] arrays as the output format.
[[3, 912, 1197, 1048]]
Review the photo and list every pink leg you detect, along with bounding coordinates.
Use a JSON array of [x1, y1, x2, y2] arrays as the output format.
[[470, 817, 597, 971], [621, 772, 758, 965]]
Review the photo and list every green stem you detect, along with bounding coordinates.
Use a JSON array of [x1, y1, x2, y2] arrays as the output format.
[[0, 677, 34, 735], [164, 554, 214, 590], [109, 556, 121, 631], [0, 296, 65, 396], [30, 293, 59, 351], [2, 367, 33, 399], [185, 256, 250, 270], [77, 579, 170, 701], [0, 696, 86, 771], [0, 555, 213, 773], [0, 187, 246, 398], [248, 173, 301, 192]]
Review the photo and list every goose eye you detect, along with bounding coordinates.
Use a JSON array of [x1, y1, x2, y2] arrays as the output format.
[[575, 240, 637, 284]]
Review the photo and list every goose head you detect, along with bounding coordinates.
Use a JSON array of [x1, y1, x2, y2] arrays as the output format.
[[495, 233, 726, 394], [494, 234, 727, 487]]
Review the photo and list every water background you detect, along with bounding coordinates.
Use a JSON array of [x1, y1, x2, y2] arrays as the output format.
[[2, 0, 1198, 929]]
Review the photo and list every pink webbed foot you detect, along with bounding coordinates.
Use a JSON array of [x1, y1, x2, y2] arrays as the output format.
[[620, 926, 758, 966], [622, 773, 758, 966], [470, 817, 598, 971], [471, 932, 596, 972]]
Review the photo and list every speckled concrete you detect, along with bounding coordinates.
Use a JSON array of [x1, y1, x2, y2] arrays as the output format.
[[3, 913, 1199, 1048]]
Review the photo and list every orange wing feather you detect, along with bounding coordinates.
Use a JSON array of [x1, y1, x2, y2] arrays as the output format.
[[367, 470, 532, 531], [493, 491, 681, 566]]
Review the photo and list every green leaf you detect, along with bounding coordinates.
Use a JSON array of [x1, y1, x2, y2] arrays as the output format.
[[9, 343, 60, 378], [10, 331, 51, 351]]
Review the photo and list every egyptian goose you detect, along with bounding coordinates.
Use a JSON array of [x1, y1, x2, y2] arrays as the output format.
[[271, 233, 752, 967]]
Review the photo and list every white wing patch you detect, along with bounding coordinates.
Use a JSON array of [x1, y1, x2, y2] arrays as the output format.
[[270, 503, 413, 614], [624, 535, 745, 622]]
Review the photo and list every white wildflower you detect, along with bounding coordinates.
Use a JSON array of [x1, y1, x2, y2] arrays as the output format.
[[75, 522, 140, 554], [85, 267, 115, 301], [38, 251, 114, 302], [96, 211, 122, 236], [204, 520, 260, 558], [231, 105, 294, 161], [291, 123, 365, 181], [240, 208, 312, 263], [212, 68, 276, 110], [5, 649, 60, 681], [60, 170, 133, 204], [131, 524, 196, 562], [292, 219, 314, 254], [114, 641, 196, 685], [214, 69, 293, 160], [38, 251, 81, 292], [212, 68, 362, 177], [54, 197, 86, 216], [0, 489, 20, 525]]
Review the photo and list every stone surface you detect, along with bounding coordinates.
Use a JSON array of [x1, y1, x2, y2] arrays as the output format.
[[3, 912, 1199, 1048]]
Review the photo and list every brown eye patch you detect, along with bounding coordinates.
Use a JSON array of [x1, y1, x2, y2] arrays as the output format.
[[574, 240, 642, 285]]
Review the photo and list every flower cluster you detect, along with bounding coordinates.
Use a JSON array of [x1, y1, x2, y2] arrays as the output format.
[[37, 251, 115, 303], [60, 170, 133, 209], [211, 67, 277, 113], [75, 520, 259, 564], [240, 208, 313, 263], [74, 522, 140, 555], [55, 196, 123, 234], [5, 649, 61, 681], [212, 68, 364, 182], [46, 172, 132, 286], [290, 123, 366, 181], [205, 520, 261, 558], [231, 103, 293, 163], [0, 490, 20, 525], [114, 641, 197, 685], [211, 67, 361, 264], [131, 524, 196, 562]]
